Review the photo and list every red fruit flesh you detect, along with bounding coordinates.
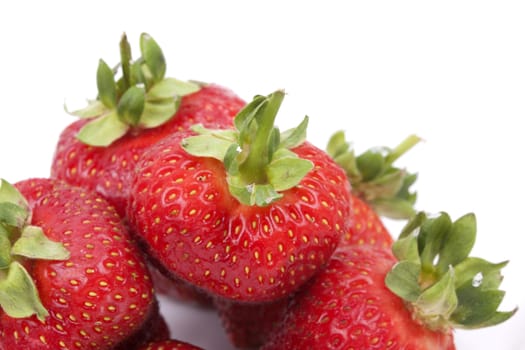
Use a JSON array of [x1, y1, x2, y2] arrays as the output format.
[[0, 179, 155, 349], [51, 84, 245, 216], [343, 195, 393, 249], [127, 132, 352, 302], [215, 297, 290, 349], [261, 246, 456, 350], [138, 339, 204, 350]]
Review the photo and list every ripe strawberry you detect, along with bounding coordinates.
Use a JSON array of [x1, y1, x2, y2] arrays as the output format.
[[51, 33, 245, 217], [0, 178, 158, 349], [138, 339, 203, 350], [127, 90, 352, 302], [327, 131, 420, 249], [215, 133, 421, 348], [262, 212, 516, 350]]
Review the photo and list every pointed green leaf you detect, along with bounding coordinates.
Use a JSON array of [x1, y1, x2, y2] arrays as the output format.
[[326, 130, 349, 159], [0, 203, 28, 228], [0, 225, 12, 268], [65, 100, 107, 119], [419, 213, 452, 272], [356, 150, 385, 182], [181, 134, 236, 161], [0, 179, 28, 210], [140, 99, 177, 129], [117, 86, 145, 126], [399, 211, 428, 239], [119, 33, 133, 89], [140, 33, 166, 83], [11, 225, 70, 261], [76, 111, 129, 147], [148, 78, 200, 100], [437, 213, 476, 272], [96, 59, 117, 108], [391, 233, 420, 263], [385, 261, 421, 302], [452, 288, 507, 328], [0, 261, 49, 321], [266, 156, 313, 192], [234, 94, 266, 131], [280, 116, 309, 149]]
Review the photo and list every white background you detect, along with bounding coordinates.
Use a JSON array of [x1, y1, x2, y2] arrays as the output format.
[[1, 1, 524, 349]]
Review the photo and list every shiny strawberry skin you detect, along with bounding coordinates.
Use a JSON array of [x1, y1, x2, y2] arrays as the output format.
[[51, 84, 245, 216], [261, 245, 456, 350], [0, 179, 156, 349], [343, 194, 393, 249], [138, 339, 204, 350], [127, 132, 352, 302]]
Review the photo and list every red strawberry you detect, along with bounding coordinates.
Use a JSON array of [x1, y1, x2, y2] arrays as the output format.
[[51, 33, 245, 217], [214, 297, 289, 349], [127, 90, 352, 302], [148, 262, 213, 308], [327, 131, 421, 249], [138, 339, 204, 350], [262, 212, 516, 350], [0, 178, 158, 349], [215, 133, 421, 348]]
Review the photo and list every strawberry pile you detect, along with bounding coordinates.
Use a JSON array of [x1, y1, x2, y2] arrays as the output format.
[[0, 33, 516, 350]]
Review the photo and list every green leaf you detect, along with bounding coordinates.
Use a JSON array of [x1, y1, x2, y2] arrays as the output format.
[[96, 59, 117, 108], [418, 212, 452, 272], [266, 155, 313, 192], [453, 288, 508, 328], [0, 203, 28, 228], [140, 99, 177, 128], [0, 225, 12, 268], [437, 213, 476, 272], [391, 233, 420, 263], [117, 86, 145, 126], [415, 266, 458, 329], [140, 33, 166, 83], [370, 197, 417, 220], [182, 134, 236, 161], [326, 130, 349, 159], [385, 261, 421, 302], [356, 150, 385, 182], [399, 211, 428, 239], [0, 179, 28, 210], [11, 225, 70, 261], [0, 261, 49, 321], [76, 111, 129, 147], [65, 100, 107, 119], [280, 116, 309, 149], [148, 78, 200, 100]]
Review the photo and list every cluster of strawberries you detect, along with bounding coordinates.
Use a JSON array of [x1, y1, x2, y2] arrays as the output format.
[[0, 33, 515, 350]]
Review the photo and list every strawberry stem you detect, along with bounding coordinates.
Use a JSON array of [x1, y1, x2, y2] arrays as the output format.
[[385, 211, 516, 331], [238, 91, 284, 185], [182, 90, 313, 206], [0, 179, 70, 321]]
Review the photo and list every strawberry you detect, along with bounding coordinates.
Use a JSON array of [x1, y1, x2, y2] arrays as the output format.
[[215, 133, 421, 348], [327, 131, 420, 248], [137, 339, 203, 350], [127, 90, 352, 302], [51, 33, 245, 217], [0, 178, 158, 349], [214, 297, 289, 349], [262, 211, 516, 350]]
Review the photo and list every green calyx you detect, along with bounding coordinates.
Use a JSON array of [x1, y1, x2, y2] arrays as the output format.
[[0, 179, 70, 321], [68, 33, 201, 147], [182, 90, 314, 206], [327, 131, 420, 219], [385, 211, 516, 331]]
